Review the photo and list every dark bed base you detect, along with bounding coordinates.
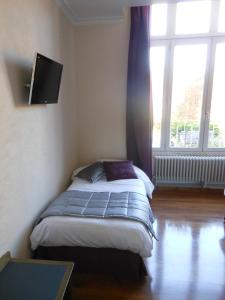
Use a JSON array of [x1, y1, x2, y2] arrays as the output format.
[[34, 246, 147, 281]]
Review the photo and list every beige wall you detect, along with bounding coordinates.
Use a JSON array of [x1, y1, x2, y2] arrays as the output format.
[[74, 13, 130, 165], [0, 1, 130, 257], [0, 0, 78, 257]]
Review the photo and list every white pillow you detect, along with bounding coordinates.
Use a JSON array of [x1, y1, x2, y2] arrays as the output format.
[[71, 160, 154, 198], [71, 164, 89, 181], [133, 165, 154, 198]]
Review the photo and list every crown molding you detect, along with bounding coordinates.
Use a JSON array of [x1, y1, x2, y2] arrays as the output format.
[[56, 0, 150, 26]]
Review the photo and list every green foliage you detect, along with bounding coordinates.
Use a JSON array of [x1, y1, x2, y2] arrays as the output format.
[[170, 122, 220, 135], [170, 122, 200, 137], [209, 124, 220, 137]]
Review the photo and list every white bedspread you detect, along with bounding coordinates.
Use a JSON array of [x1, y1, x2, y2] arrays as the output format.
[[30, 169, 154, 257], [68, 177, 147, 195]]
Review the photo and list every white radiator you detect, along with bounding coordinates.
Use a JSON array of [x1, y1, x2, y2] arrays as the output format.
[[154, 156, 225, 188]]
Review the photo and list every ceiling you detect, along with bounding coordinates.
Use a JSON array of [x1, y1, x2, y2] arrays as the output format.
[[56, 0, 150, 25]]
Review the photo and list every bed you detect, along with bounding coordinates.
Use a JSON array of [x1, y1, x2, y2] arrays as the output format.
[[31, 162, 155, 280]]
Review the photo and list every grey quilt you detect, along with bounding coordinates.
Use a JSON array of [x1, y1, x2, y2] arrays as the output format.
[[37, 191, 156, 239]]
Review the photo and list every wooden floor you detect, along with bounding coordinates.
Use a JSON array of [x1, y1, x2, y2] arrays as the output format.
[[71, 188, 225, 300]]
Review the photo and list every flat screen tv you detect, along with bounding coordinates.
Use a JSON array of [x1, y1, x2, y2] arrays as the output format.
[[29, 53, 63, 104]]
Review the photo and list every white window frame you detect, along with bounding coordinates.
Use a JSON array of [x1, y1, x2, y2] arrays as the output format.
[[151, 0, 225, 153], [203, 37, 225, 152]]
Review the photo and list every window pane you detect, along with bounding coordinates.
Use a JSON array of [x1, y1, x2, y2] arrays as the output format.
[[218, 0, 225, 32], [150, 4, 168, 36], [175, 1, 211, 35], [150, 46, 165, 147], [170, 44, 207, 148], [208, 43, 225, 148]]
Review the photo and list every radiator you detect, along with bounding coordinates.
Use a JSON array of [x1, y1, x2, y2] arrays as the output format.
[[154, 156, 225, 188]]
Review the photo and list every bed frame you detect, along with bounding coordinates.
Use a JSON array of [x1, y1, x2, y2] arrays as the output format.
[[34, 246, 147, 281]]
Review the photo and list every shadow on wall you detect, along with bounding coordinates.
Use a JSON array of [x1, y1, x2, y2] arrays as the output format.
[[3, 52, 32, 107], [56, 6, 78, 183]]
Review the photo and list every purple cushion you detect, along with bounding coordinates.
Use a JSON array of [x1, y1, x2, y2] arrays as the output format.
[[103, 161, 137, 181]]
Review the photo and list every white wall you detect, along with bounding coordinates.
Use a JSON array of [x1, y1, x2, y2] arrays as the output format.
[[74, 12, 130, 165], [0, 0, 78, 257]]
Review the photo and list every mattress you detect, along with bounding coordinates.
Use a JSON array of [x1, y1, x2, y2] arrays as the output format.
[[30, 168, 154, 258]]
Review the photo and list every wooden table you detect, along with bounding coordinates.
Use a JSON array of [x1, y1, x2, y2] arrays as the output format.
[[0, 252, 73, 300]]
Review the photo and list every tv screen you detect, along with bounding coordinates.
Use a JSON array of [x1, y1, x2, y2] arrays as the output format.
[[29, 53, 63, 104]]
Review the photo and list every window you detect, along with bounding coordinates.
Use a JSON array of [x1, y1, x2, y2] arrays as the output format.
[[150, 46, 165, 147], [208, 42, 225, 148], [170, 43, 207, 148], [150, 0, 225, 151], [175, 1, 211, 35], [151, 3, 168, 36]]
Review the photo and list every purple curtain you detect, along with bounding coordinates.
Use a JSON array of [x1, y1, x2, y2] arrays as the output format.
[[126, 6, 153, 179]]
